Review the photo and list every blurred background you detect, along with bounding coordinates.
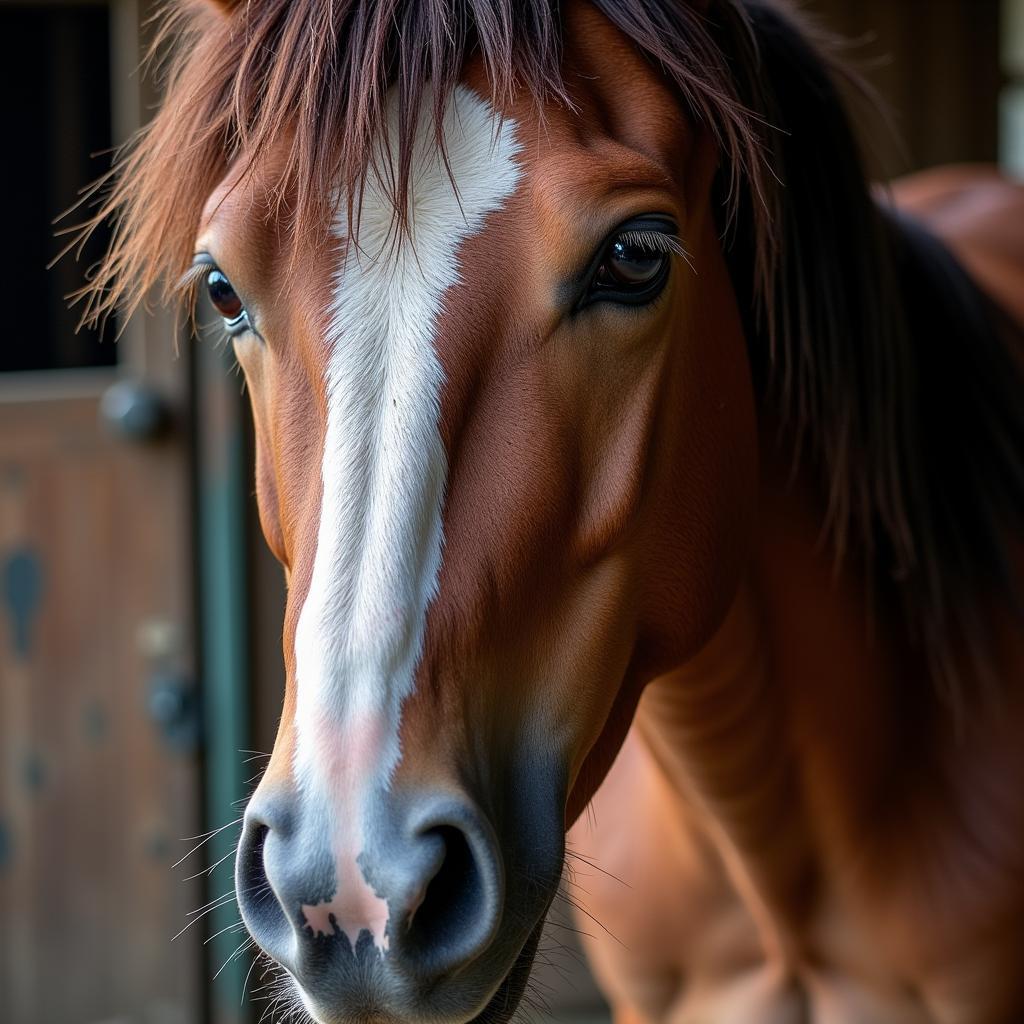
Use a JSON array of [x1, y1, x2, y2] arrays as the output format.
[[0, 1, 1021, 1022]]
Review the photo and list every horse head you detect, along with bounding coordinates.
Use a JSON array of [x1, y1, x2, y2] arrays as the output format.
[[183, 4, 757, 1019], [76, 0, 1024, 1019]]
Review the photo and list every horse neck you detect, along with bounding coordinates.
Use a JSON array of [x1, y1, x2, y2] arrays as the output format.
[[632, 442, 919, 942], [629, 295, 1024, 969]]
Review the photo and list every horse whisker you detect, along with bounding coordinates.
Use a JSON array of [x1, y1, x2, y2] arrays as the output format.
[[173, 817, 244, 868], [183, 848, 236, 882]]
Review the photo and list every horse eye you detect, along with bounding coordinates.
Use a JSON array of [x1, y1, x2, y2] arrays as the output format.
[[588, 230, 673, 306], [206, 268, 244, 322]]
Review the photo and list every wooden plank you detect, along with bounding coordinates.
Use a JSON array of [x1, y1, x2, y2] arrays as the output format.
[[0, 392, 202, 1024]]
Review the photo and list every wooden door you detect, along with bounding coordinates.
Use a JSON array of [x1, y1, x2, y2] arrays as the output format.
[[0, 1, 204, 1021]]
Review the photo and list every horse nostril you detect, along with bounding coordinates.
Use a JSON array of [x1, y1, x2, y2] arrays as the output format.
[[235, 814, 291, 961], [407, 825, 479, 942], [401, 811, 503, 978], [237, 818, 269, 902]]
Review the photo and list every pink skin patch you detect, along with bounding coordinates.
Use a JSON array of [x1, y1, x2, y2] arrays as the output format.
[[300, 707, 392, 952], [301, 857, 391, 950]]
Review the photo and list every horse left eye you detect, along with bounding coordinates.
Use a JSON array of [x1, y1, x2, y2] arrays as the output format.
[[206, 269, 245, 322], [596, 239, 667, 290], [585, 227, 674, 307]]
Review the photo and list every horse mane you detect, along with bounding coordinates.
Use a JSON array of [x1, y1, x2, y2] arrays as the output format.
[[72, 0, 1024, 707], [717, 1, 1024, 706]]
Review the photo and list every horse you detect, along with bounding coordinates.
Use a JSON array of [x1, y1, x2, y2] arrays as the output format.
[[74, 0, 1024, 1021]]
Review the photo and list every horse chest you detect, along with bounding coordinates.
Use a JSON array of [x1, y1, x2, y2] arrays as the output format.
[[568, 720, 1024, 1024]]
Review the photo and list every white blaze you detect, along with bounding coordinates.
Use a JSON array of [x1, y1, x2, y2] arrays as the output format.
[[292, 85, 521, 951]]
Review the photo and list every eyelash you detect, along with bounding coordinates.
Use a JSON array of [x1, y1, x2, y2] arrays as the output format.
[[613, 229, 688, 258]]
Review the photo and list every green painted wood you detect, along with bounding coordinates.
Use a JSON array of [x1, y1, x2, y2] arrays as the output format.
[[196, 332, 254, 1024]]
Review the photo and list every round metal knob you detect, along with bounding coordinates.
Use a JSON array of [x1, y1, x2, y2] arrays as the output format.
[[147, 671, 200, 753], [100, 380, 171, 441], [149, 682, 186, 726]]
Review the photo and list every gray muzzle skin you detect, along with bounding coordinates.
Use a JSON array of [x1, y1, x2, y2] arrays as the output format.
[[236, 761, 566, 1024]]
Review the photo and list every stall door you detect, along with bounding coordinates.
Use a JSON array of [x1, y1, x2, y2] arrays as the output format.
[[0, 1, 204, 1021]]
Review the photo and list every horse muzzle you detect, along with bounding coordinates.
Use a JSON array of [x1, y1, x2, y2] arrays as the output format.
[[235, 783, 556, 1024]]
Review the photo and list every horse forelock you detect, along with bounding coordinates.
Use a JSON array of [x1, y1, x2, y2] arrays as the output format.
[[70, 0, 766, 329]]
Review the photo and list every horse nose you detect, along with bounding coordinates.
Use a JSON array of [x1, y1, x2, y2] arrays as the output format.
[[235, 792, 504, 992]]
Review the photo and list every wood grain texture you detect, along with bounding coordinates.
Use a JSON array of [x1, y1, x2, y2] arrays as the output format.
[[0, 383, 202, 1024]]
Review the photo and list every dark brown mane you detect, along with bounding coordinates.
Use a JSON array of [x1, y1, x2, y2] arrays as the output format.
[[71, 0, 1024, 707], [717, 1, 1024, 706]]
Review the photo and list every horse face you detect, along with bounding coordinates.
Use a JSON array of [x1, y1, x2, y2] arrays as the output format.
[[196, 9, 756, 1021]]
